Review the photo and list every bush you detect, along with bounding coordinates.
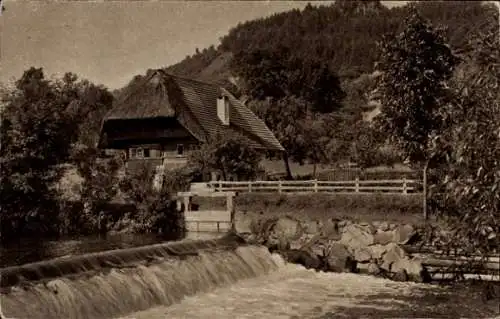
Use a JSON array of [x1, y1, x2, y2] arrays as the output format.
[[118, 162, 185, 236], [162, 166, 202, 193], [188, 133, 263, 181]]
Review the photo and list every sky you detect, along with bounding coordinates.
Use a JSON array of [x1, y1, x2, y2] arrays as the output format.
[[1, 1, 408, 90]]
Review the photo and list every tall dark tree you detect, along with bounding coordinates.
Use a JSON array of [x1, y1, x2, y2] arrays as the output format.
[[430, 20, 500, 255], [0, 68, 79, 240], [0, 68, 115, 242], [374, 8, 460, 218], [375, 8, 459, 164]]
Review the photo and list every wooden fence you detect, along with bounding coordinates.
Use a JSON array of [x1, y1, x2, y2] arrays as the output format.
[[206, 178, 421, 194]]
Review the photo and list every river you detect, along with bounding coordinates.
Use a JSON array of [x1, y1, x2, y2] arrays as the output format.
[[1, 235, 498, 319], [120, 258, 499, 319], [0, 232, 222, 267]]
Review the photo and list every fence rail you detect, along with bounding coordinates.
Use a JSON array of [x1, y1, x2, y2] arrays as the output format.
[[206, 178, 421, 194]]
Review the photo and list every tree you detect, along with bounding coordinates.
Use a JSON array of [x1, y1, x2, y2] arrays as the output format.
[[349, 120, 402, 168], [71, 146, 124, 233], [429, 21, 499, 256], [0, 68, 80, 240], [188, 133, 263, 181], [374, 8, 460, 218], [248, 97, 318, 179], [232, 47, 345, 113], [118, 162, 182, 235], [0, 67, 115, 242], [375, 8, 459, 164]]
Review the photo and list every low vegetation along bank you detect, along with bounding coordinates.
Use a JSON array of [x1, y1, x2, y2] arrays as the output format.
[[195, 193, 424, 225]]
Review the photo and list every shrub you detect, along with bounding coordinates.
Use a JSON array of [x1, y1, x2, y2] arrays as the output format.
[[119, 162, 184, 236], [188, 133, 263, 181], [162, 166, 202, 193]]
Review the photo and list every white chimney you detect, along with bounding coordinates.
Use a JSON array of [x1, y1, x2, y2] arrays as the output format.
[[217, 95, 230, 125]]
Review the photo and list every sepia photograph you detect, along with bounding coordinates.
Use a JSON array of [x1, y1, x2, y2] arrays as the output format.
[[0, 0, 499, 318]]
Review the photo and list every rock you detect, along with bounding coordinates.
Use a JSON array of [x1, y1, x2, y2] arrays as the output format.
[[300, 233, 322, 250], [281, 249, 321, 270], [325, 242, 356, 273], [378, 221, 390, 231], [392, 257, 431, 283], [391, 256, 409, 274], [393, 224, 417, 245], [271, 216, 303, 241], [249, 217, 269, 236], [392, 269, 409, 282], [302, 219, 322, 235], [338, 220, 351, 228], [310, 243, 326, 258], [278, 236, 291, 251], [321, 219, 341, 240], [354, 247, 372, 263], [367, 261, 382, 276], [234, 215, 254, 234], [369, 244, 387, 260], [340, 224, 375, 251], [241, 233, 259, 245], [289, 233, 314, 250], [374, 230, 394, 245], [261, 217, 304, 251], [380, 243, 407, 272]]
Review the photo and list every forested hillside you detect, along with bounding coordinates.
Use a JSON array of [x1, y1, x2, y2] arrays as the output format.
[[165, 1, 494, 83], [115, 0, 498, 177]]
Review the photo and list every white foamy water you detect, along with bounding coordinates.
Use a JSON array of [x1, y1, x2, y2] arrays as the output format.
[[121, 255, 442, 319]]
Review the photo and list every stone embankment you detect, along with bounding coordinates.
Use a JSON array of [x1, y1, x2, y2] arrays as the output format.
[[235, 214, 431, 283]]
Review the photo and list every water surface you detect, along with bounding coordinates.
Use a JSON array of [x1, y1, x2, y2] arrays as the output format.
[[122, 261, 500, 319], [0, 232, 222, 267]]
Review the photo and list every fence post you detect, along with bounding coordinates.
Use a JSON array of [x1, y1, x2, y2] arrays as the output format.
[[314, 180, 318, 193], [423, 162, 429, 221], [227, 193, 235, 232], [183, 195, 190, 213], [248, 182, 252, 193], [355, 177, 360, 193], [402, 177, 408, 194], [278, 180, 282, 193]]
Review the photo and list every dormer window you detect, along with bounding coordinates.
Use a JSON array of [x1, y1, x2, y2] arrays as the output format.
[[217, 95, 230, 126]]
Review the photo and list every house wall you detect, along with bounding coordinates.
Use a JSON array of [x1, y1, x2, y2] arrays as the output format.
[[125, 140, 200, 173], [102, 118, 198, 149]]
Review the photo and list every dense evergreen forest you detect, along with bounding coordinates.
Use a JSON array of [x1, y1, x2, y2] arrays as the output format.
[[165, 1, 494, 84]]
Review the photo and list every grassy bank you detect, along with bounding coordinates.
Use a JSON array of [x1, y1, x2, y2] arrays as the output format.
[[194, 193, 425, 225]]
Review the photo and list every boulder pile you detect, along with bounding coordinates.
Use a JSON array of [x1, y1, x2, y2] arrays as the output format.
[[236, 214, 431, 283]]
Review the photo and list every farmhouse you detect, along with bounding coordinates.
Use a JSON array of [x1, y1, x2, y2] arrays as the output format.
[[98, 69, 284, 182]]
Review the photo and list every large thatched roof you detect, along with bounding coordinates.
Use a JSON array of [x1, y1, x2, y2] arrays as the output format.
[[101, 70, 284, 152]]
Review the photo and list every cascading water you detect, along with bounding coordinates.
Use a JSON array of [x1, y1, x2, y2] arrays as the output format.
[[0, 235, 282, 319]]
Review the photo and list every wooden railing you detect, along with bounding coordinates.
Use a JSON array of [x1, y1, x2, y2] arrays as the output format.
[[206, 178, 421, 195]]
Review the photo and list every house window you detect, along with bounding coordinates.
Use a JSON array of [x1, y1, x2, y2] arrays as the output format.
[[130, 147, 150, 159], [177, 144, 184, 156]]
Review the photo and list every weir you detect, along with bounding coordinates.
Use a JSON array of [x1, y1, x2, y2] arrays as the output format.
[[0, 234, 282, 319]]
